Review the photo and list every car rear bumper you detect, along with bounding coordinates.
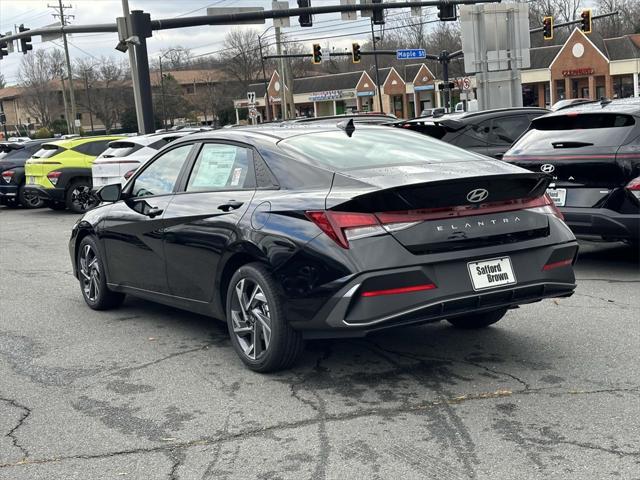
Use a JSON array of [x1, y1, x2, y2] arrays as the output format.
[[561, 207, 640, 242], [0, 184, 18, 201], [291, 241, 578, 338], [23, 185, 65, 203]]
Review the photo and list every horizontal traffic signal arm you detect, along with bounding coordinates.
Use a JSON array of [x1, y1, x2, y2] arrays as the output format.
[[0, 1, 500, 44], [529, 10, 617, 34], [263, 51, 443, 60]]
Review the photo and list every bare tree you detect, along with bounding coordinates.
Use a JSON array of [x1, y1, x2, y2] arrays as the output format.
[[595, 0, 640, 37], [191, 72, 219, 124], [18, 49, 64, 128], [79, 57, 129, 133], [151, 46, 193, 71], [218, 29, 263, 86], [0, 73, 6, 89]]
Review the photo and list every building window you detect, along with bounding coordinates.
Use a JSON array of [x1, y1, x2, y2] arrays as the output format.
[[555, 80, 565, 101], [76, 113, 82, 121]]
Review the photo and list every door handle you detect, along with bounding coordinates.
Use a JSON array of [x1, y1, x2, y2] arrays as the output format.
[[218, 200, 244, 212], [147, 206, 164, 218]]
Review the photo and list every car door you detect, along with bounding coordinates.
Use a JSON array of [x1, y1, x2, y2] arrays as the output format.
[[162, 142, 257, 304], [486, 114, 532, 159], [100, 143, 196, 293]]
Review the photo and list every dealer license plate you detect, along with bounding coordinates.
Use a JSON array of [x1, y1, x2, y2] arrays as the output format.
[[467, 257, 516, 291], [546, 188, 566, 207]]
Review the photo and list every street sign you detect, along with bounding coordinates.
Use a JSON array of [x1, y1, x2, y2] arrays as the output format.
[[271, 1, 291, 28], [74, 119, 81, 127], [396, 49, 426, 60], [5, 32, 13, 53], [207, 7, 265, 25], [41, 22, 62, 42], [247, 91, 256, 105], [340, 0, 357, 21]]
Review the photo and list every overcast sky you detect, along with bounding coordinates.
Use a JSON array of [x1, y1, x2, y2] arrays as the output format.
[[0, 0, 425, 86]]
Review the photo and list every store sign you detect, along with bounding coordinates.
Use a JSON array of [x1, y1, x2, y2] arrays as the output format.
[[414, 85, 435, 91], [309, 90, 343, 101], [357, 91, 375, 97], [562, 68, 595, 77]]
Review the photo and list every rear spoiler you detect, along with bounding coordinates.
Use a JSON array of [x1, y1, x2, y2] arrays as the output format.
[[0, 143, 24, 153]]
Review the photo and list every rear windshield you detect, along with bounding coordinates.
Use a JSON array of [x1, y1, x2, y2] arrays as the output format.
[[32, 145, 64, 159], [513, 113, 637, 150], [100, 142, 142, 158], [279, 128, 476, 170]]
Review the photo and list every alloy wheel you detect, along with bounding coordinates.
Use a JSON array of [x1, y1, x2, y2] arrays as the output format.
[[79, 244, 101, 302], [22, 190, 43, 208], [71, 186, 97, 212], [230, 278, 272, 361]]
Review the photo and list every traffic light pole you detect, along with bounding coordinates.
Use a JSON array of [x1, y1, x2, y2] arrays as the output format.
[[370, 19, 383, 114]]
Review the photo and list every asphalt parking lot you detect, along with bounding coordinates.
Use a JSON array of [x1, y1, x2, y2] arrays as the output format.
[[0, 206, 639, 480]]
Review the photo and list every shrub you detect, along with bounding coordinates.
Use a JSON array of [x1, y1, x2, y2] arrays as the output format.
[[34, 128, 52, 139]]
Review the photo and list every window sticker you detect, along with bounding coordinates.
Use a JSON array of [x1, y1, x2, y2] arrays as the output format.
[[230, 167, 243, 186], [190, 145, 237, 188]]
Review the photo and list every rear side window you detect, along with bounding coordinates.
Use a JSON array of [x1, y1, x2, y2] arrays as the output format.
[[73, 140, 112, 157], [488, 115, 531, 145], [186, 144, 254, 192], [33, 145, 64, 159], [100, 142, 142, 158], [455, 120, 490, 148], [514, 113, 637, 151]]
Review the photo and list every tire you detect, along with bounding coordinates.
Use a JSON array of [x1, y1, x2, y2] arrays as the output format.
[[18, 184, 44, 209], [66, 179, 99, 214], [77, 235, 125, 310], [226, 263, 304, 373], [46, 201, 66, 211], [4, 196, 20, 208], [447, 308, 508, 329]]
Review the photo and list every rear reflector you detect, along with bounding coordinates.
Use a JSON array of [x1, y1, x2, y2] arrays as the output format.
[[543, 259, 573, 271], [361, 283, 437, 297]]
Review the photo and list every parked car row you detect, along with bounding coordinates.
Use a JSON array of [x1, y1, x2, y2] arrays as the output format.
[[0, 129, 209, 213]]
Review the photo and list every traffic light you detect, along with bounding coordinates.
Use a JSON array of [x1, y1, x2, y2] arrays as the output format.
[[543, 16, 553, 40], [371, 0, 385, 25], [351, 43, 361, 63], [19, 24, 32, 54], [312, 43, 322, 64], [438, 3, 457, 21], [297, 0, 312, 27], [580, 9, 592, 34], [0, 35, 8, 59]]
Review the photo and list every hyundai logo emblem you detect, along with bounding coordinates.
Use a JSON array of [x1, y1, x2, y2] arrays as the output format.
[[541, 164, 555, 173], [466, 188, 489, 203]]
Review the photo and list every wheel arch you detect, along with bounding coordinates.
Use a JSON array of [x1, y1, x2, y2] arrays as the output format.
[[72, 223, 97, 276], [217, 246, 270, 318]]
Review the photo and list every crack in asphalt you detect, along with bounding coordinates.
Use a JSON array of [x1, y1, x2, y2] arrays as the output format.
[[572, 292, 633, 306], [575, 278, 640, 283], [0, 396, 31, 460], [0, 384, 638, 470], [107, 344, 214, 378]]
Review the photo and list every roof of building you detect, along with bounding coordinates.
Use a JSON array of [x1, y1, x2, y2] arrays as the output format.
[[528, 45, 562, 70]]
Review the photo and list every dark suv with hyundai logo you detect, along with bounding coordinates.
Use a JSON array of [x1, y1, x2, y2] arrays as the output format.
[[503, 98, 640, 245]]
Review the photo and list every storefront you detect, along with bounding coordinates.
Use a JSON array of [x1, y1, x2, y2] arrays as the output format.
[[522, 29, 640, 107]]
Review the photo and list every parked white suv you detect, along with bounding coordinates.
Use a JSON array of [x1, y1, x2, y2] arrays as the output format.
[[92, 130, 199, 188]]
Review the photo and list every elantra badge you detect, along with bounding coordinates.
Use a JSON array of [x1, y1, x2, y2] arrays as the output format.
[[541, 164, 555, 173], [466, 188, 489, 203]]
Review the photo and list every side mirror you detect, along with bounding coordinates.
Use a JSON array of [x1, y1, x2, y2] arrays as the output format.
[[96, 183, 122, 203]]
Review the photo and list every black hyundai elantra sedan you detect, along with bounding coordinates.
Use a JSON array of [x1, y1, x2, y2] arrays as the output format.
[[70, 124, 578, 372]]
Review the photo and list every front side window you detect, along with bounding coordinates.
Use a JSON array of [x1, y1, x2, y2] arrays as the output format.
[[186, 144, 253, 192], [131, 144, 193, 197]]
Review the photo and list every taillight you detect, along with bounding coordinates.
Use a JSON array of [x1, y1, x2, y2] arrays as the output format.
[[626, 176, 640, 200], [361, 283, 437, 297], [542, 259, 573, 271], [47, 171, 62, 186], [1, 170, 14, 183], [308, 195, 564, 249], [306, 211, 384, 249], [124, 169, 137, 180]]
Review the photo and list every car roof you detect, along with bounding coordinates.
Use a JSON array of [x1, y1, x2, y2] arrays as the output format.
[[542, 97, 640, 117], [41, 135, 125, 148], [451, 107, 549, 120]]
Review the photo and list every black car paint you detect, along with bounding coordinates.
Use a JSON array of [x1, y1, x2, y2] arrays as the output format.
[[0, 140, 52, 203], [503, 101, 640, 242], [70, 127, 577, 338], [395, 108, 549, 159]]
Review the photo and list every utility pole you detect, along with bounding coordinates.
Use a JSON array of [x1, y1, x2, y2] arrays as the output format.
[[159, 56, 168, 130], [370, 19, 383, 114], [257, 35, 271, 122], [275, 26, 288, 120], [82, 70, 94, 133], [50, 0, 77, 134], [59, 74, 72, 134]]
